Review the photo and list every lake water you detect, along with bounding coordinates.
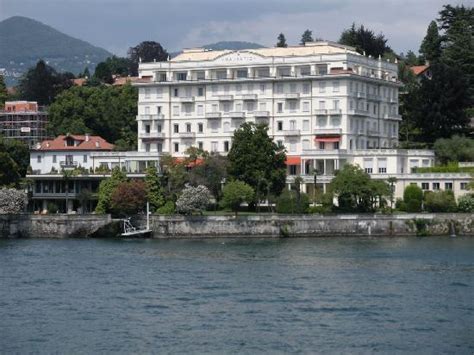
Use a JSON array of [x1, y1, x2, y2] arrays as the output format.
[[0, 237, 473, 354]]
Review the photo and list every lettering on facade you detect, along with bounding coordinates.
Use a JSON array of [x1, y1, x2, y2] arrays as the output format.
[[214, 52, 263, 63]]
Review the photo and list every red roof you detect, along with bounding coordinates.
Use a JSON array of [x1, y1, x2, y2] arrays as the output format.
[[410, 65, 429, 76], [35, 135, 114, 151], [112, 76, 150, 86]]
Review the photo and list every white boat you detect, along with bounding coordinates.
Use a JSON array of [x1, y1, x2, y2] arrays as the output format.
[[120, 203, 152, 238]]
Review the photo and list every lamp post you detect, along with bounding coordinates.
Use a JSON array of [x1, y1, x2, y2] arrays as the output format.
[[313, 169, 319, 205]]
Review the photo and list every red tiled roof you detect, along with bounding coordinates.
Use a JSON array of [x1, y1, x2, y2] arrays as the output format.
[[72, 78, 87, 86], [410, 65, 429, 76], [35, 135, 114, 151], [112, 76, 150, 86]]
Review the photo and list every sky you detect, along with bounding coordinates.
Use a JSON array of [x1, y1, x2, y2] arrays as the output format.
[[0, 0, 470, 56]]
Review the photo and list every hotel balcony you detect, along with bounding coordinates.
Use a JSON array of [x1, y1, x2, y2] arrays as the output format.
[[284, 129, 301, 136], [179, 132, 196, 139], [217, 95, 234, 101], [241, 94, 257, 101], [229, 111, 245, 119], [367, 129, 379, 136], [356, 92, 366, 99], [205, 112, 222, 119], [60, 161, 78, 168], [383, 113, 402, 120], [313, 128, 342, 135], [328, 109, 342, 115], [285, 93, 300, 100], [253, 111, 270, 118], [348, 109, 368, 116], [389, 97, 398, 103], [177, 96, 195, 103], [137, 114, 165, 120], [358, 129, 366, 135], [314, 109, 328, 116], [367, 93, 381, 101], [140, 132, 165, 139]]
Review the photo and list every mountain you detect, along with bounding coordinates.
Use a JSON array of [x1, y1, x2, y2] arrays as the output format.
[[171, 41, 265, 58], [0, 16, 112, 86]]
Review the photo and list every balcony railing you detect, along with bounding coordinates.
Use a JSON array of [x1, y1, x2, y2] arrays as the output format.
[[206, 112, 222, 119], [217, 95, 234, 101], [285, 93, 300, 100], [241, 94, 257, 101], [314, 109, 327, 115], [348, 109, 368, 116], [284, 129, 301, 136], [140, 132, 165, 139], [253, 111, 270, 118], [367, 93, 381, 101], [328, 109, 342, 115], [356, 92, 366, 98], [313, 128, 342, 135], [60, 161, 78, 168], [383, 113, 402, 120], [367, 129, 379, 136], [138, 114, 164, 120], [228, 111, 245, 119], [179, 132, 196, 139], [177, 96, 195, 103]]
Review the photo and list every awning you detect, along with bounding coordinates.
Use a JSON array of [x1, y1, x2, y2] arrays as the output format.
[[285, 156, 301, 165], [314, 136, 341, 143], [172, 157, 204, 167]]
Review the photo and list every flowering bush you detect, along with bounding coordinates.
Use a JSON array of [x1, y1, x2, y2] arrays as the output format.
[[175, 184, 212, 215], [457, 194, 474, 212], [0, 188, 28, 214]]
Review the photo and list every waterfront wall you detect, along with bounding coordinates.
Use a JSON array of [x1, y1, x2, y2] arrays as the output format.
[[0, 214, 112, 238], [0, 213, 472, 239], [139, 214, 474, 238]]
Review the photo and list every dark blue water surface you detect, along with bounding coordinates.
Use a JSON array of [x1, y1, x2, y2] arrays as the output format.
[[1, 237, 473, 354]]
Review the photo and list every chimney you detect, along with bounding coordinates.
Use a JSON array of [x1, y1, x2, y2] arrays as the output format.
[[85, 133, 90, 142], [95, 141, 100, 148], [46, 142, 50, 148]]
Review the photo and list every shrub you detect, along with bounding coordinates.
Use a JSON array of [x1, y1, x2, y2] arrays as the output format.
[[156, 201, 175, 215], [0, 188, 28, 213], [176, 184, 212, 215], [276, 190, 310, 214], [110, 180, 147, 216], [220, 180, 254, 214], [403, 185, 423, 212], [424, 190, 457, 213], [457, 194, 474, 212], [308, 205, 331, 214], [47, 202, 59, 214]]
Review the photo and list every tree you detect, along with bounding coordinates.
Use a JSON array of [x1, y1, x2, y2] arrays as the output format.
[[330, 164, 389, 212], [220, 180, 254, 215], [128, 41, 169, 76], [404, 50, 421, 66], [159, 154, 189, 200], [300, 29, 313, 45], [0, 137, 29, 177], [276, 33, 288, 47], [110, 180, 147, 216], [145, 166, 165, 212], [276, 189, 310, 214], [403, 63, 470, 143], [419, 21, 442, 63], [433, 136, 474, 164], [95, 167, 127, 214], [424, 190, 457, 212], [402, 184, 423, 212], [457, 194, 474, 212], [188, 152, 228, 202], [94, 62, 113, 84], [47, 83, 138, 148], [227, 123, 286, 202], [0, 152, 21, 187], [175, 184, 212, 215], [0, 75, 7, 108], [339, 23, 392, 58], [0, 188, 28, 213], [17, 60, 72, 105]]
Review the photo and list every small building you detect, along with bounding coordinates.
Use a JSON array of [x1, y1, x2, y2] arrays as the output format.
[[0, 101, 49, 147]]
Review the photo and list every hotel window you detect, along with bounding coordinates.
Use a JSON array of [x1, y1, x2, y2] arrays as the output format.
[[211, 121, 219, 133], [333, 100, 340, 110], [196, 71, 205, 80], [421, 183, 429, 190], [157, 72, 167, 82], [277, 121, 283, 131], [198, 123, 203, 133], [364, 159, 373, 174], [277, 140, 284, 148], [236, 84, 242, 93], [157, 106, 162, 114], [212, 85, 218, 94], [303, 83, 310, 94], [334, 142, 339, 150], [53, 155, 56, 163], [289, 165, 297, 175], [145, 88, 150, 99], [198, 87, 204, 96], [259, 102, 266, 111], [332, 81, 339, 92], [224, 122, 231, 132], [433, 182, 440, 190], [260, 84, 265, 93], [302, 139, 310, 150], [349, 82, 353, 92], [145, 106, 150, 114], [276, 83, 284, 94], [319, 142, 325, 150], [300, 66, 311, 76], [224, 141, 230, 152], [186, 123, 192, 133], [174, 88, 179, 97], [319, 101, 326, 109], [445, 182, 453, 190], [174, 143, 179, 152], [237, 69, 247, 78], [145, 144, 150, 152], [289, 142, 296, 152], [277, 102, 283, 113], [303, 120, 310, 131], [216, 70, 226, 80], [198, 142, 203, 150], [289, 120, 297, 130], [212, 104, 218, 112], [157, 143, 163, 152], [145, 124, 150, 133], [177, 72, 187, 81], [197, 105, 204, 115], [288, 101, 297, 112], [157, 124, 162, 133], [460, 182, 468, 190], [224, 85, 230, 93], [378, 159, 387, 173], [236, 103, 243, 112], [302, 102, 310, 112], [223, 102, 231, 112], [156, 87, 163, 98], [83, 155, 88, 163], [319, 82, 326, 93], [173, 124, 179, 133], [247, 84, 254, 93], [290, 83, 297, 93], [37, 155, 41, 163], [246, 102, 255, 112], [211, 141, 218, 152], [258, 68, 270, 77]]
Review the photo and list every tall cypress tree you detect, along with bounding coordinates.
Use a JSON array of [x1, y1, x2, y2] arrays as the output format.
[[276, 33, 288, 47], [419, 20, 442, 63], [300, 30, 313, 45]]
